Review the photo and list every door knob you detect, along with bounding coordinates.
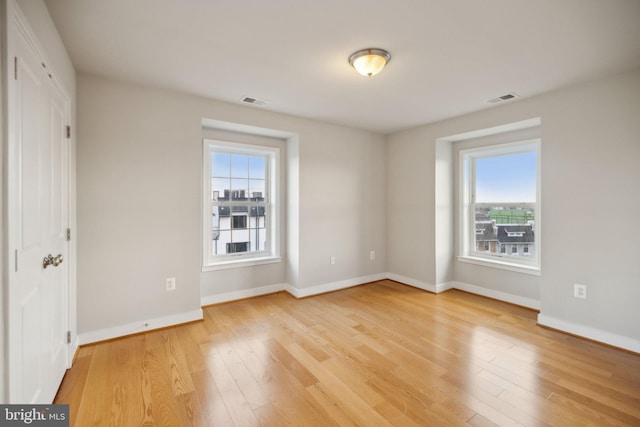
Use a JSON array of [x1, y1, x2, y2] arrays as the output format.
[[43, 254, 64, 269], [53, 254, 63, 267]]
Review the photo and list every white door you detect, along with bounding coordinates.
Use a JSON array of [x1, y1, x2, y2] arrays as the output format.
[[8, 20, 70, 404]]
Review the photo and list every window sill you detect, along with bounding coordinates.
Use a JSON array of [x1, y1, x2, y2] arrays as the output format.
[[457, 255, 540, 276], [202, 255, 282, 272]]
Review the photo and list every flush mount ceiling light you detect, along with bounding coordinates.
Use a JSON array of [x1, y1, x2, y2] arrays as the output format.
[[348, 48, 391, 77]]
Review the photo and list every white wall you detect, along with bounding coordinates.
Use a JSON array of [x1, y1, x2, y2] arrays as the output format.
[[298, 123, 387, 289], [387, 68, 640, 349], [77, 73, 386, 338], [386, 127, 437, 286], [538, 70, 640, 347]]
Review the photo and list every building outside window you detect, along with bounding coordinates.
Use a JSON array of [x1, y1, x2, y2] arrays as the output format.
[[459, 139, 540, 271], [203, 139, 280, 270]]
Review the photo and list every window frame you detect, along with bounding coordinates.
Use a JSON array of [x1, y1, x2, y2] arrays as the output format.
[[202, 139, 281, 271], [459, 139, 541, 275]]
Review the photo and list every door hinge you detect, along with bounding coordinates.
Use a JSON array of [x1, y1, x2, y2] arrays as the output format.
[[66, 125, 71, 139], [66, 331, 71, 344], [14, 57, 18, 80], [66, 228, 71, 241], [15, 249, 18, 272]]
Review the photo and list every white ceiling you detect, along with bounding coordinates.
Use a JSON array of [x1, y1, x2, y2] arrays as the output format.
[[44, 0, 640, 134]]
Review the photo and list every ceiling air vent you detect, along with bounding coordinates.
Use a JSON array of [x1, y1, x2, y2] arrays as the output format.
[[242, 96, 270, 106], [486, 92, 520, 104]]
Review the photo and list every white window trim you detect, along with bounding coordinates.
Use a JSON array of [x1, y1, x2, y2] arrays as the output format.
[[202, 139, 281, 271], [458, 139, 541, 275]]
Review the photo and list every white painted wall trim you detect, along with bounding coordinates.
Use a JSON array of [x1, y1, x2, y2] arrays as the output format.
[[386, 273, 437, 293], [449, 280, 540, 310], [384, 274, 539, 309], [69, 336, 80, 367], [78, 309, 203, 345], [201, 283, 287, 307], [436, 281, 456, 293], [386, 273, 455, 294], [286, 273, 387, 298], [537, 314, 640, 354]]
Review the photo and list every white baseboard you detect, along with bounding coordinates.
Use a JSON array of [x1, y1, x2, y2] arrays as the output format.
[[537, 314, 640, 354], [385, 273, 454, 294], [201, 273, 386, 303], [68, 336, 80, 367], [286, 273, 387, 298], [385, 274, 539, 310], [78, 309, 203, 345], [450, 280, 541, 310], [436, 281, 456, 292], [386, 273, 437, 293], [201, 283, 287, 307]]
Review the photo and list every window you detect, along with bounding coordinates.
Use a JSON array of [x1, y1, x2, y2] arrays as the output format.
[[227, 242, 249, 253], [459, 139, 540, 272], [232, 215, 247, 229], [203, 139, 280, 270]]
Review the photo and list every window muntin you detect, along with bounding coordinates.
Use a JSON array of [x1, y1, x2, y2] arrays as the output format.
[[460, 140, 540, 270], [203, 140, 279, 268]]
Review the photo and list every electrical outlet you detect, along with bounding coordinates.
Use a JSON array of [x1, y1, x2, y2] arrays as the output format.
[[370, 250, 375, 260], [574, 283, 587, 299], [166, 277, 176, 291], [330, 256, 336, 265]]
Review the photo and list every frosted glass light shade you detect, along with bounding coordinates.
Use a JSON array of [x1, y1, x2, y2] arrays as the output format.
[[349, 48, 391, 77]]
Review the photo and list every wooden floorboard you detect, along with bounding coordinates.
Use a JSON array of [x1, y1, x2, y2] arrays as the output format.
[[54, 280, 640, 426]]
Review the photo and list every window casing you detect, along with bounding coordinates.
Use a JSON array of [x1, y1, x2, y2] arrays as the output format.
[[459, 139, 540, 273], [203, 139, 280, 270]]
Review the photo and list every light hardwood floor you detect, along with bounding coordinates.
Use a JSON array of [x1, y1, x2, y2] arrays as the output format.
[[55, 280, 640, 426]]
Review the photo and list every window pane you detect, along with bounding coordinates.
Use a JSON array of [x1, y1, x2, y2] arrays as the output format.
[[212, 178, 229, 200], [475, 206, 535, 258], [211, 206, 220, 236], [475, 151, 536, 203], [211, 152, 230, 177], [230, 179, 249, 200], [249, 205, 267, 251], [476, 206, 534, 225], [231, 154, 248, 178], [250, 227, 267, 251], [214, 230, 231, 255], [229, 205, 248, 215], [249, 179, 265, 198], [232, 215, 247, 229], [232, 229, 250, 243], [249, 156, 266, 179], [226, 242, 249, 253]]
